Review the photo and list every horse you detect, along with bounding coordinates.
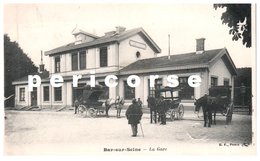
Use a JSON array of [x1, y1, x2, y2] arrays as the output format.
[[194, 95, 212, 127], [147, 96, 158, 123], [104, 97, 125, 118], [147, 96, 169, 124], [194, 94, 229, 127]]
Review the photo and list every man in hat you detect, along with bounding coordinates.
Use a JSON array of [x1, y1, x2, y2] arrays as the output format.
[[137, 98, 143, 108], [125, 98, 143, 137]]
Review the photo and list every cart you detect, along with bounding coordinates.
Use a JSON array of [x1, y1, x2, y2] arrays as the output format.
[[76, 85, 106, 118], [208, 86, 234, 124], [156, 86, 184, 121]]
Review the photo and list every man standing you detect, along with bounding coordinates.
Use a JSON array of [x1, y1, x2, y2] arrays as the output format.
[[158, 96, 167, 125], [126, 99, 143, 137], [115, 96, 125, 118], [74, 98, 80, 114], [137, 98, 143, 108]]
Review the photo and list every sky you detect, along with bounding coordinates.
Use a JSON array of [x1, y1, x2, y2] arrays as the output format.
[[4, 3, 255, 71]]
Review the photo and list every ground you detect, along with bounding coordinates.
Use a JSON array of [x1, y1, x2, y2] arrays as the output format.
[[4, 108, 255, 155]]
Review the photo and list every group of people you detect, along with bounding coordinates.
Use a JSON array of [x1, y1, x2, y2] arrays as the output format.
[[125, 97, 168, 137], [74, 95, 166, 137]]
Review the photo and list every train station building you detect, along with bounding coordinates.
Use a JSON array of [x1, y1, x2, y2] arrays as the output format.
[[12, 26, 237, 109]]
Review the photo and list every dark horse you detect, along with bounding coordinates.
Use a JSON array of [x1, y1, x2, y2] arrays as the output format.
[[194, 94, 229, 127], [147, 96, 168, 124], [147, 96, 158, 123]]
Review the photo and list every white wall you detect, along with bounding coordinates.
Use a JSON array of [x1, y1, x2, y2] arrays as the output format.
[[199, 69, 209, 97], [15, 85, 29, 108], [209, 58, 234, 99], [118, 72, 202, 106], [49, 44, 119, 78], [119, 34, 156, 67], [209, 59, 232, 86]]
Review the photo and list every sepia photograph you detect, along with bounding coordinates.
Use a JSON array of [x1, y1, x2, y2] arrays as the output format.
[[3, 2, 256, 156]]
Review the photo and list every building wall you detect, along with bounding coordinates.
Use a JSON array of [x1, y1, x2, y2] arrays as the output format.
[[199, 69, 209, 97], [49, 34, 157, 77], [118, 71, 203, 106], [49, 43, 120, 78], [209, 58, 234, 99], [40, 84, 51, 109], [14, 85, 29, 108], [209, 59, 232, 86], [119, 34, 156, 67], [48, 83, 68, 109]]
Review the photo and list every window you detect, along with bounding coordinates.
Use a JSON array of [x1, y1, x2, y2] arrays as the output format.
[[99, 82, 109, 99], [72, 83, 85, 102], [100, 47, 108, 67], [179, 77, 194, 100], [55, 56, 60, 73], [79, 51, 86, 69], [54, 87, 62, 101], [71, 52, 78, 71], [211, 77, 218, 87], [19, 87, 25, 101], [124, 81, 135, 100], [148, 78, 162, 97], [224, 79, 230, 86], [43, 86, 49, 101], [71, 50, 86, 71]]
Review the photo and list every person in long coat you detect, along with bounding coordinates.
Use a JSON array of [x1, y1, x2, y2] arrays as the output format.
[[157, 96, 167, 125], [74, 98, 80, 114], [125, 99, 143, 137], [115, 96, 125, 118]]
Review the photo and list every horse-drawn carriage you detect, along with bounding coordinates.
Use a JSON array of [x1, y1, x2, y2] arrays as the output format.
[[75, 85, 124, 118], [158, 87, 184, 121], [75, 85, 108, 118], [148, 86, 184, 123], [194, 86, 234, 127]]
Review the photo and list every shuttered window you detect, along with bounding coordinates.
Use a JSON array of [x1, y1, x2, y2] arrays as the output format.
[[54, 87, 62, 101], [124, 80, 135, 100], [43, 86, 49, 101], [71, 50, 86, 70], [100, 47, 108, 67], [19, 88, 25, 101]]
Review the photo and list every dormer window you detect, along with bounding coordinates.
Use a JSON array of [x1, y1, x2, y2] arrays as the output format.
[[72, 28, 99, 45]]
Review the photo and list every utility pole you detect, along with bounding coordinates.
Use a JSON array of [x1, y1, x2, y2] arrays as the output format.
[[168, 34, 171, 59]]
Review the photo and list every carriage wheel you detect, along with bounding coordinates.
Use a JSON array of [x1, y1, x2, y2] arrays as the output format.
[[178, 104, 184, 120], [78, 105, 88, 118], [170, 110, 177, 121], [88, 108, 97, 118]]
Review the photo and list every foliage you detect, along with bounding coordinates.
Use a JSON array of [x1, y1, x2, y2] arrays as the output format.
[[4, 34, 38, 107], [234, 67, 251, 87], [214, 4, 251, 47]]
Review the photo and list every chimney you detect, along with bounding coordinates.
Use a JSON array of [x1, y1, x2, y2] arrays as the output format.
[[39, 50, 45, 73], [115, 26, 126, 34], [196, 38, 205, 54], [105, 31, 116, 36]]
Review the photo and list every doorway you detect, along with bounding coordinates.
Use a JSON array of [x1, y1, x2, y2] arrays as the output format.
[[31, 87, 37, 106]]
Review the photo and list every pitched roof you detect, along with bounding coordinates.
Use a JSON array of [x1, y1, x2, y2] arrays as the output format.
[[45, 27, 161, 55], [119, 48, 237, 75], [12, 71, 49, 85]]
